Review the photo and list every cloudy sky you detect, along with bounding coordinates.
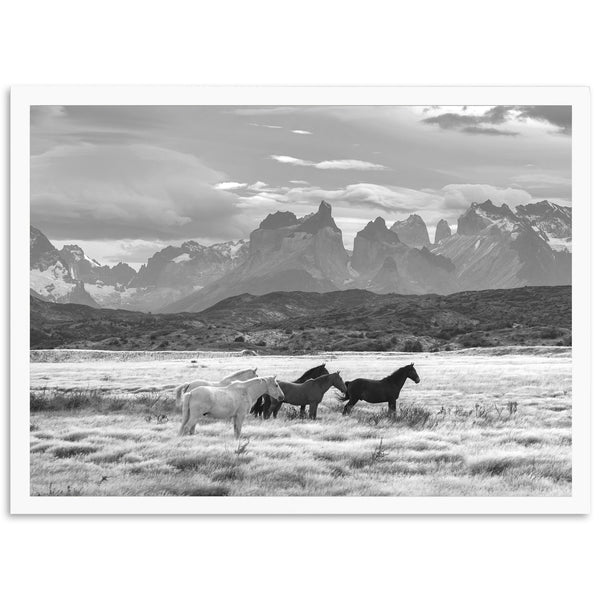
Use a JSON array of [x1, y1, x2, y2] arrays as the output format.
[[31, 104, 572, 266]]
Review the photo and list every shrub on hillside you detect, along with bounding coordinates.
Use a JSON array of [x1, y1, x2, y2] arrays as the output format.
[[403, 339, 423, 352], [540, 326, 560, 339]]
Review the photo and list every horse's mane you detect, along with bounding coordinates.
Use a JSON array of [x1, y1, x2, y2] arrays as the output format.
[[295, 363, 327, 383], [312, 372, 334, 382], [382, 364, 412, 382]]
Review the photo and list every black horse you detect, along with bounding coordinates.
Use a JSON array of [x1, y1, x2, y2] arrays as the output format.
[[341, 363, 420, 415], [250, 363, 328, 418]]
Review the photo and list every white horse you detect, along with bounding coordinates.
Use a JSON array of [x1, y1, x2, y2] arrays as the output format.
[[174, 368, 258, 405], [179, 376, 284, 439]]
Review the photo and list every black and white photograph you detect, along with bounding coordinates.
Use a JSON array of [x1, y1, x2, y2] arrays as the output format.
[[4, 5, 599, 599], [11, 88, 589, 511]]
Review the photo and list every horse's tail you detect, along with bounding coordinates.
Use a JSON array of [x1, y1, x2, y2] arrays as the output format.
[[250, 396, 263, 417], [174, 383, 188, 403], [179, 392, 191, 435]]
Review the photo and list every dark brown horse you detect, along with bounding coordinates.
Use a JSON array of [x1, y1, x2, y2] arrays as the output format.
[[341, 363, 420, 415], [250, 363, 328, 418], [269, 372, 347, 419]]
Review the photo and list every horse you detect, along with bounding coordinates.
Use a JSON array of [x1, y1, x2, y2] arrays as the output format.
[[268, 372, 347, 420], [174, 368, 258, 405], [250, 363, 328, 418], [340, 363, 420, 415], [178, 376, 284, 439]]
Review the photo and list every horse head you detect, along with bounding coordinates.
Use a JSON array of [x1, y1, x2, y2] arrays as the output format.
[[266, 376, 285, 402], [315, 363, 329, 377], [331, 371, 347, 394], [407, 363, 420, 384]]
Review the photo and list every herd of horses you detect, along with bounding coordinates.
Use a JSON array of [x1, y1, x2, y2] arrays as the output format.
[[175, 362, 421, 438]]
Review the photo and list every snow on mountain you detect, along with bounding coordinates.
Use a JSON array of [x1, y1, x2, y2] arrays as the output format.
[[59, 244, 136, 286], [130, 239, 248, 291], [31, 226, 248, 312], [515, 200, 572, 252], [31, 197, 571, 313], [435, 200, 571, 290]]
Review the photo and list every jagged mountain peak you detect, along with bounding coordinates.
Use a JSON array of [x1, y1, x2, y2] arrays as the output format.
[[457, 199, 523, 236], [297, 201, 341, 234], [435, 219, 452, 244], [515, 200, 571, 251], [471, 199, 515, 218], [30, 225, 58, 257], [406, 214, 426, 225], [181, 240, 204, 252], [357, 217, 400, 244], [60, 244, 102, 267], [258, 201, 341, 234], [390, 213, 431, 248], [259, 211, 298, 230], [516, 200, 571, 218]]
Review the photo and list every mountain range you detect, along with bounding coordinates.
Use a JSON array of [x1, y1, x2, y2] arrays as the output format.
[[30, 199, 571, 313]]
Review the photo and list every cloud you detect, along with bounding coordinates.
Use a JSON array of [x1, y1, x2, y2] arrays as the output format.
[[516, 105, 572, 134], [291, 129, 312, 135], [461, 126, 518, 136], [440, 184, 533, 210], [316, 159, 388, 170], [248, 181, 270, 191], [270, 155, 311, 166], [270, 155, 388, 170], [423, 106, 518, 136], [423, 105, 572, 136], [248, 182, 441, 214], [31, 143, 249, 241], [214, 181, 247, 190]]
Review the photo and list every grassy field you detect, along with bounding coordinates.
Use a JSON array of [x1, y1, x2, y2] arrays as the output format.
[[29, 348, 572, 497]]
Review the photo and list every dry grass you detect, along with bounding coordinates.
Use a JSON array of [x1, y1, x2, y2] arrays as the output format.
[[29, 349, 571, 497]]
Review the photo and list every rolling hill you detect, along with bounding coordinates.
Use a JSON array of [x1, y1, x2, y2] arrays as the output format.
[[31, 285, 572, 353]]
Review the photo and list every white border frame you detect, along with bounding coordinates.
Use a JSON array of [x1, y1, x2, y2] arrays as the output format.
[[10, 86, 591, 514]]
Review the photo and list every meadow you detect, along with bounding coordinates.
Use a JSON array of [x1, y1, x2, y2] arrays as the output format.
[[29, 348, 572, 497]]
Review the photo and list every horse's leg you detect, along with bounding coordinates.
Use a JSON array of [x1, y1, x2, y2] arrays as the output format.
[[308, 402, 318, 420], [184, 417, 197, 435], [263, 396, 272, 419], [233, 411, 245, 439], [271, 401, 281, 418], [299, 404, 307, 418], [342, 397, 359, 416], [388, 399, 397, 414]]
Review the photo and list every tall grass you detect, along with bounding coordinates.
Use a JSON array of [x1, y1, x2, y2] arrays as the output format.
[[30, 388, 175, 415], [29, 350, 572, 497]]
